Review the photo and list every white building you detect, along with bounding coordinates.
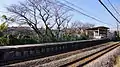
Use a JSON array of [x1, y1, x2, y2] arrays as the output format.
[[86, 26, 109, 39]]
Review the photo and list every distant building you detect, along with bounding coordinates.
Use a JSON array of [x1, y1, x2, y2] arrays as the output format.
[[86, 26, 109, 39]]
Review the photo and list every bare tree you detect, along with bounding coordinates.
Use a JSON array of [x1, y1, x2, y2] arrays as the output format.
[[6, 0, 56, 41], [51, 3, 72, 40], [71, 21, 94, 29], [69, 21, 94, 35], [83, 23, 94, 28], [6, 0, 73, 42]]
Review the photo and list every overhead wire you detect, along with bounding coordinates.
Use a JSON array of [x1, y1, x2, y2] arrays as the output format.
[[107, 0, 120, 17], [63, 0, 86, 12], [56, 0, 113, 26], [98, 0, 120, 24], [107, 0, 120, 33]]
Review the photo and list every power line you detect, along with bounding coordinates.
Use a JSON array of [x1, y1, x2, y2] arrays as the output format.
[[99, 0, 120, 36], [56, 0, 113, 26], [107, 0, 120, 35], [98, 0, 120, 24], [63, 0, 102, 20], [107, 0, 120, 18], [63, 0, 86, 12]]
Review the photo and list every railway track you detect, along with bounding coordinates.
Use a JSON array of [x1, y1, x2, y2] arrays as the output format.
[[62, 42, 120, 67], [38, 42, 120, 67]]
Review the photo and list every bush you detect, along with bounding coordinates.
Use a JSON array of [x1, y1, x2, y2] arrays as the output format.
[[0, 37, 9, 46], [79, 34, 89, 40], [60, 34, 89, 42], [18, 38, 38, 44]]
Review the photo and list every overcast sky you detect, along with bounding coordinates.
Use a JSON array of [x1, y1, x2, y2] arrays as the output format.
[[0, 0, 120, 30]]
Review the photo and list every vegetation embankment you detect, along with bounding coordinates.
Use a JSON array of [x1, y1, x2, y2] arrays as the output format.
[[0, 0, 94, 46]]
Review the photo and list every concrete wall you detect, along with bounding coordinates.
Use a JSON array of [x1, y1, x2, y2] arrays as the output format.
[[0, 39, 109, 66]]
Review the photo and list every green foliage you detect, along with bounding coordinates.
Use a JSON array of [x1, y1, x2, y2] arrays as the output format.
[[0, 22, 8, 32], [0, 17, 38, 46], [0, 22, 9, 45], [2, 15, 15, 22], [0, 36, 9, 46], [0, 22, 89, 46], [17, 35, 38, 44], [79, 34, 89, 40], [2, 15, 7, 20], [18, 38, 38, 44], [60, 33, 89, 42]]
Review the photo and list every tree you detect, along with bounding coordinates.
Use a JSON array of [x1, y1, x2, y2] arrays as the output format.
[[0, 22, 9, 45], [0, 22, 8, 32], [0, 22, 8, 36], [71, 21, 94, 29], [51, 2, 72, 40], [68, 21, 94, 39], [6, 0, 55, 42], [6, 0, 72, 42]]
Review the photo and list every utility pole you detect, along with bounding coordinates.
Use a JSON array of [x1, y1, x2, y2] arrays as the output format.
[[98, 0, 120, 39], [117, 22, 119, 36]]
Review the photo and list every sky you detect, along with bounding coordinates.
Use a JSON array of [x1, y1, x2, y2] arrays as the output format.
[[0, 0, 120, 30]]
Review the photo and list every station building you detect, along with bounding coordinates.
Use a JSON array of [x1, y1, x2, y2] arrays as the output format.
[[86, 26, 109, 39]]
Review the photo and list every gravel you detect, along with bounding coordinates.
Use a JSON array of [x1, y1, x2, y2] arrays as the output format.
[[84, 45, 120, 67]]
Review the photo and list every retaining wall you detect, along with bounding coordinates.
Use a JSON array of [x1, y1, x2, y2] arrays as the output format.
[[0, 39, 109, 65]]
